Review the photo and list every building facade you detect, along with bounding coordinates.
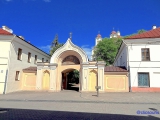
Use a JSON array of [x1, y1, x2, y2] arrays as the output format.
[[0, 26, 50, 94], [0, 26, 129, 94], [114, 26, 160, 92], [22, 38, 128, 93]]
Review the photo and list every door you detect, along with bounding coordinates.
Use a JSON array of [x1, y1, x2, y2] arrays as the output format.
[[62, 73, 67, 89], [42, 71, 50, 90], [0, 65, 7, 94], [89, 70, 97, 91]]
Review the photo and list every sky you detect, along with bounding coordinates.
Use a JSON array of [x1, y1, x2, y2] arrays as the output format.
[[0, 0, 160, 59]]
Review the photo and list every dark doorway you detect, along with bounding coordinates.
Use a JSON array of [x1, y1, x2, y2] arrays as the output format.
[[62, 69, 79, 92]]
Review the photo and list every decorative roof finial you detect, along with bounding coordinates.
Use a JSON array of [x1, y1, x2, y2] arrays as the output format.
[[70, 32, 72, 40]]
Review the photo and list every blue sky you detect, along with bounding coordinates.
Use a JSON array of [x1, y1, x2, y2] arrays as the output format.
[[0, 0, 160, 59]]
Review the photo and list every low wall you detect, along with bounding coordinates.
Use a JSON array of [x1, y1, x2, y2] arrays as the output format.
[[22, 73, 36, 90], [104, 73, 129, 92]]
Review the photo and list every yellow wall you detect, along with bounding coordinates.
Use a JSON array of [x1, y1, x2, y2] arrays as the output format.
[[104, 74, 129, 92], [42, 71, 50, 90], [22, 73, 36, 90], [89, 70, 97, 91]]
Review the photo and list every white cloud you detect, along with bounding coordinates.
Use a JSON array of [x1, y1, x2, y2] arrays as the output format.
[[39, 45, 51, 53], [81, 45, 93, 60], [43, 0, 51, 2]]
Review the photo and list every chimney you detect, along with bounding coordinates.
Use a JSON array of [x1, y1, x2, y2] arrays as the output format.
[[2, 26, 13, 33], [19, 36, 24, 40], [152, 25, 156, 29]]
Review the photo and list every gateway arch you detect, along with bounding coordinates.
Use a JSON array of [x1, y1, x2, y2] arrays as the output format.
[[36, 38, 105, 92]]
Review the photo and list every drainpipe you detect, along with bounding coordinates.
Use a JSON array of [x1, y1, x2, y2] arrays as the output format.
[[3, 35, 16, 94], [122, 40, 132, 92]]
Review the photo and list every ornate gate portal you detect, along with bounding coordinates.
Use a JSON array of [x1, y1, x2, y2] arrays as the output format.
[[36, 38, 105, 92]]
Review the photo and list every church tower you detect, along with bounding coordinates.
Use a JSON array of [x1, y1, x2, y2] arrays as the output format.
[[91, 33, 102, 60], [95, 33, 102, 45], [110, 29, 121, 38]]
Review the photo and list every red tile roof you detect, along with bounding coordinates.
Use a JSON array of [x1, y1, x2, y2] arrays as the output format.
[[104, 66, 127, 72], [0, 28, 50, 56], [0, 28, 13, 35], [126, 27, 160, 39], [23, 66, 37, 72], [111, 31, 116, 34], [97, 34, 102, 38]]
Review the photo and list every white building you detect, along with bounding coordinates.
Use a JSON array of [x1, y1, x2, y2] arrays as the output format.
[[110, 30, 121, 38], [91, 34, 102, 60], [114, 26, 160, 92], [0, 26, 50, 94]]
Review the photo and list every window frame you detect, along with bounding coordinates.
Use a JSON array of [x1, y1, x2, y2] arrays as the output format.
[[15, 71, 20, 81], [141, 48, 150, 61], [34, 55, 37, 64], [17, 48, 22, 60], [138, 72, 150, 87], [28, 52, 31, 63]]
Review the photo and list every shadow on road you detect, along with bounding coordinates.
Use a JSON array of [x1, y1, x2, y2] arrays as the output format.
[[0, 108, 159, 120], [66, 83, 79, 92]]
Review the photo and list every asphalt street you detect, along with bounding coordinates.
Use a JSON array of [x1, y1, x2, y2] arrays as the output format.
[[0, 91, 160, 120]]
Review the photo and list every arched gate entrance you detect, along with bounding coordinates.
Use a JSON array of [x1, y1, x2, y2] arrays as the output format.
[[36, 38, 105, 92]]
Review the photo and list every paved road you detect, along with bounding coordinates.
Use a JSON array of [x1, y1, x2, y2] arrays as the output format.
[[0, 91, 160, 120]]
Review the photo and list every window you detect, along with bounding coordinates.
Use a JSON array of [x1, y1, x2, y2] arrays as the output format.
[[34, 55, 37, 64], [15, 71, 20, 81], [42, 58, 44, 62], [28, 52, 31, 63], [141, 48, 150, 61], [17, 48, 22, 60], [138, 73, 150, 87]]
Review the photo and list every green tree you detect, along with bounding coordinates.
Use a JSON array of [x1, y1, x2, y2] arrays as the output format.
[[93, 29, 146, 65], [50, 34, 64, 55], [137, 29, 146, 34], [123, 29, 146, 38], [67, 70, 79, 83], [50, 44, 63, 55], [93, 37, 122, 65]]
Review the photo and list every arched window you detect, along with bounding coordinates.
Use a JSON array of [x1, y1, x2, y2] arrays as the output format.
[[62, 55, 80, 65]]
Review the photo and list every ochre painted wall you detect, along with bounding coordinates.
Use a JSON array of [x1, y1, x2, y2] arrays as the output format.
[[104, 74, 129, 92], [88, 70, 97, 91], [42, 71, 50, 90], [22, 73, 36, 90]]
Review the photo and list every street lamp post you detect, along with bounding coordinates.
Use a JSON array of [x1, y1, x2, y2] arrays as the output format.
[[95, 53, 101, 97]]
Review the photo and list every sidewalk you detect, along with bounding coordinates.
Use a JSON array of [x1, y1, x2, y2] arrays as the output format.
[[0, 90, 160, 104]]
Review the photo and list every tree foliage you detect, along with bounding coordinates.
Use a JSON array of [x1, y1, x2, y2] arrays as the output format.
[[93, 37, 122, 65], [50, 34, 64, 55], [67, 70, 79, 83], [137, 29, 146, 34], [93, 29, 146, 65], [50, 44, 63, 55], [123, 29, 146, 38]]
